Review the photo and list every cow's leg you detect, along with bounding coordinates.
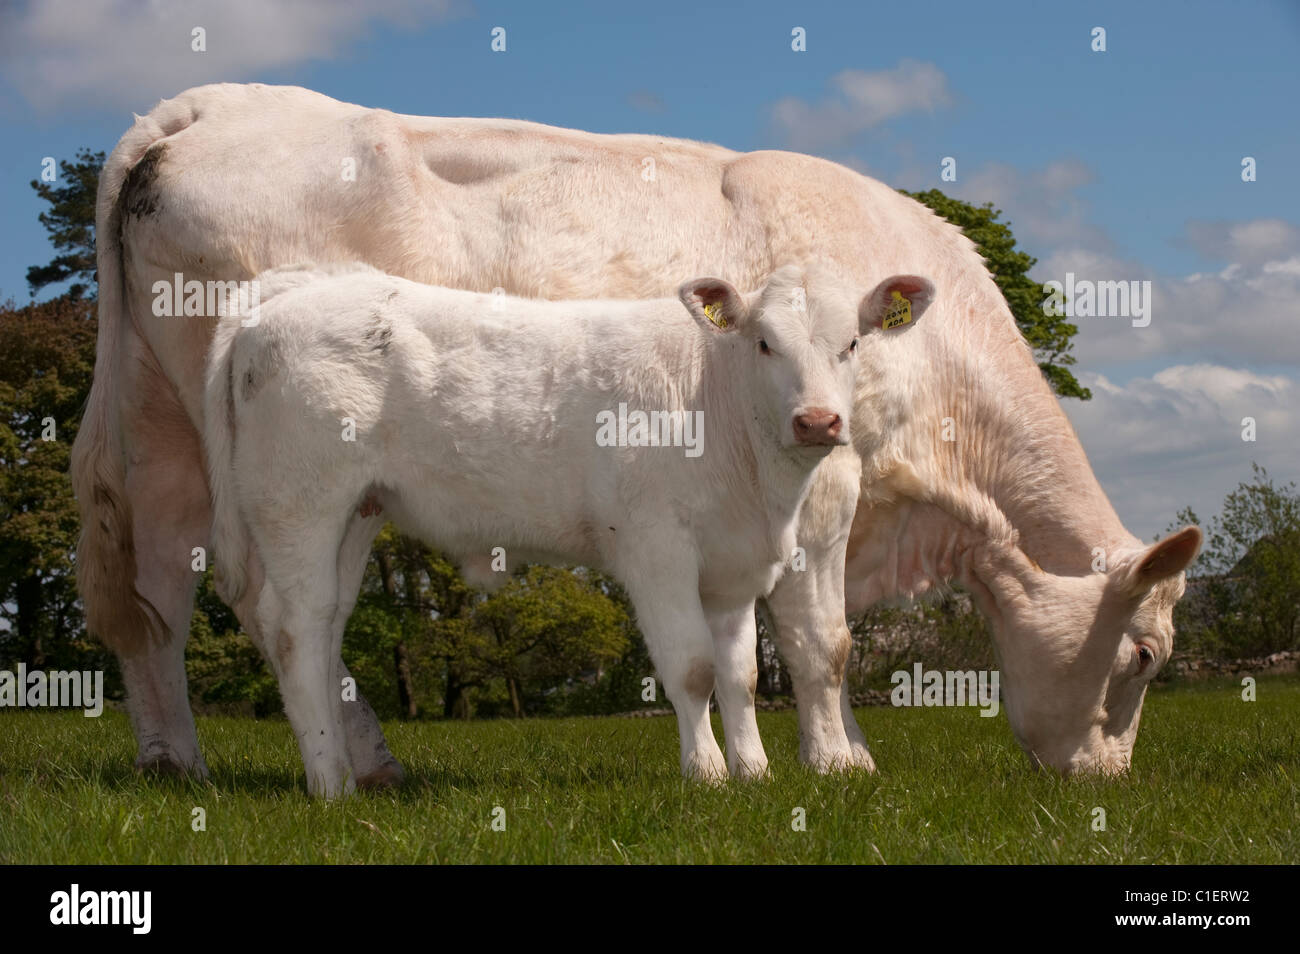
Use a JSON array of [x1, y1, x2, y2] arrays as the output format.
[[839, 679, 875, 768], [621, 565, 727, 781], [705, 600, 769, 780], [332, 513, 404, 790], [254, 525, 353, 798], [118, 383, 211, 779]]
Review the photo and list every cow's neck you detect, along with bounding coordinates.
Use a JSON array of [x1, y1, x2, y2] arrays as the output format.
[[853, 285, 1139, 601]]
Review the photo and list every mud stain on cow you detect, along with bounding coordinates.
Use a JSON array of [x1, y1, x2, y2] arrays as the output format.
[[364, 290, 397, 354], [240, 339, 282, 403], [364, 312, 393, 354], [276, 629, 294, 669], [120, 142, 167, 220], [828, 631, 851, 680], [685, 659, 714, 699]]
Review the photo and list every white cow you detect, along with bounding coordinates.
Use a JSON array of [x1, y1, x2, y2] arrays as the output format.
[[72, 83, 1199, 782], [202, 261, 930, 795]]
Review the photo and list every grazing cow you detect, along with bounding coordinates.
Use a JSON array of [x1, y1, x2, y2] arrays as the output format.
[[72, 83, 1198, 782], [202, 262, 929, 795]]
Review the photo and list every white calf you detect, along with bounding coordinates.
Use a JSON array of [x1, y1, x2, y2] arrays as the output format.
[[203, 261, 933, 795]]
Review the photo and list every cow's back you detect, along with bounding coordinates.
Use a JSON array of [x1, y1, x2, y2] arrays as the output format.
[[117, 83, 1009, 428]]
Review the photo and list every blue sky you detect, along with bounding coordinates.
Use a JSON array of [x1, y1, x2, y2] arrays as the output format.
[[1, 0, 1298, 538]]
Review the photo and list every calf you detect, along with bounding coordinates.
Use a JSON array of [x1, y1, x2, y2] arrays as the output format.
[[203, 261, 933, 796]]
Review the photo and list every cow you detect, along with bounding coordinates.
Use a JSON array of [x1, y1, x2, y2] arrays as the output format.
[[200, 261, 931, 795], [71, 83, 1199, 783]]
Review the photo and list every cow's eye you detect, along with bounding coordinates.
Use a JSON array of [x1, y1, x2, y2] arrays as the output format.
[[759, 339, 771, 355], [848, 338, 858, 353], [1136, 644, 1154, 669]]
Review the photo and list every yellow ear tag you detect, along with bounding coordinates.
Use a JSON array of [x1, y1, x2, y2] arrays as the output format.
[[703, 302, 728, 328], [881, 290, 912, 330]]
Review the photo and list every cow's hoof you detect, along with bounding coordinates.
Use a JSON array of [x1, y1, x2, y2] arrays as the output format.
[[846, 745, 878, 774], [356, 759, 406, 791], [135, 754, 208, 781]]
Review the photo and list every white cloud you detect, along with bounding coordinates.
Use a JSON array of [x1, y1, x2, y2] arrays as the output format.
[[771, 60, 952, 149], [949, 159, 1111, 253], [1035, 234, 1300, 369], [1181, 218, 1300, 268], [1065, 364, 1299, 541], [0, 0, 462, 112]]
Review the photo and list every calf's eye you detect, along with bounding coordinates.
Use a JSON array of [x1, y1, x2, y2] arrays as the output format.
[[849, 338, 858, 353], [759, 339, 770, 355], [1136, 645, 1154, 668]]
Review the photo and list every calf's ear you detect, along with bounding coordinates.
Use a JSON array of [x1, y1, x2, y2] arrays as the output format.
[[679, 277, 749, 333], [860, 275, 936, 333], [1115, 526, 1202, 599]]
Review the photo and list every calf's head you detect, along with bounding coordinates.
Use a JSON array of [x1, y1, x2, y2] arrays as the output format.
[[965, 526, 1202, 775], [678, 265, 935, 453]]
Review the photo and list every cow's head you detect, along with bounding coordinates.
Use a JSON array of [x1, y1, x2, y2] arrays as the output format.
[[964, 525, 1202, 774], [678, 265, 935, 454]]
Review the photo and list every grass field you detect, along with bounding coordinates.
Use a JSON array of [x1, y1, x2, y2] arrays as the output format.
[[2, 675, 1296, 864]]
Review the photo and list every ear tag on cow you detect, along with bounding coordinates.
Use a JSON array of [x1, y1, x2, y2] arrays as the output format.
[[703, 302, 728, 328], [881, 290, 912, 330]]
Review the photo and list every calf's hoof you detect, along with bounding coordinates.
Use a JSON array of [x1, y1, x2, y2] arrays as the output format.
[[357, 758, 406, 791], [683, 752, 728, 785]]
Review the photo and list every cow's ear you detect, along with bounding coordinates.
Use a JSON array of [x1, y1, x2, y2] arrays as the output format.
[[1115, 526, 1202, 599], [860, 275, 936, 333], [679, 277, 749, 334], [967, 541, 1038, 620]]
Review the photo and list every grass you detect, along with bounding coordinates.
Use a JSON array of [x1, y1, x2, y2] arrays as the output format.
[[1, 675, 1296, 864]]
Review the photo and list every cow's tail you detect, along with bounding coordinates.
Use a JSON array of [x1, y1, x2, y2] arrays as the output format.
[[70, 106, 192, 651], [203, 310, 250, 606]]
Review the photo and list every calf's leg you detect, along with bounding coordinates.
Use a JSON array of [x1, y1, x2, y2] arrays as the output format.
[[762, 451, 874, 772], [332, 512, 404, 789], [622, 563, 727, 781], [705, 601, 769, 779], [254, 523, 354, 798], [220, 526, 405, 788]]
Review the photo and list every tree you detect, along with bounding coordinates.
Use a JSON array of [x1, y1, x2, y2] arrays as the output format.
[[901, 189, 1091, 400], [342, 528, 634, 720], [27, 148, 104, 300], [0, 295, 106, 674], [474, 565, 629, 716], [1168, 464, 1300, 658]]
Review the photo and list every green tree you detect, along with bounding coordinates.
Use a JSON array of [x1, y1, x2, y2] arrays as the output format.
[[474, 565, 630, 716], [0, 295, 107, 675], [901, 189, 1090, 400], [1168, 463, 1300, 657], [27, 148, 104, 300], [343, 528, 635, 720]]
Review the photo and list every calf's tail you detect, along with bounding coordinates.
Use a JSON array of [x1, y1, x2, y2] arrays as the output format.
[[203, 313, 251, 605]]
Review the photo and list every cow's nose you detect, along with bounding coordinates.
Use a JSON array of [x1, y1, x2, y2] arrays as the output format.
[[793, 408, 843, 445]]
